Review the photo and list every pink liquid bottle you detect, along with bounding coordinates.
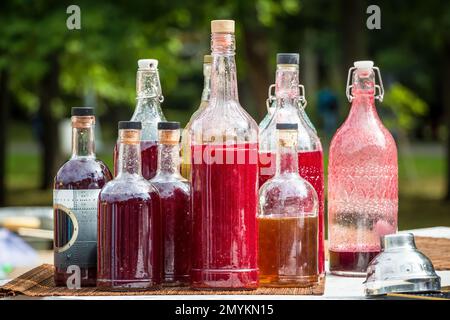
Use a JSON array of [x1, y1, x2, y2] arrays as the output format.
[[328, 61, 398, 276], [150, 122, 191, 286], [190, 20, 259, 289], [53, 107, 112, 287], [259, 53, 325, 275], [113, 59, 166, 180], [98, 121, 162, 289]]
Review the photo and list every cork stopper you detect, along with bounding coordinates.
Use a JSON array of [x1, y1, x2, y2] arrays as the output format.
[[277, 123, 298, 148], [119, 130, 140, 145], [211, 20, 235, 33], [72, 116, 95, 129], [158, 121, 180, 145], [204, 55, 212, 64]]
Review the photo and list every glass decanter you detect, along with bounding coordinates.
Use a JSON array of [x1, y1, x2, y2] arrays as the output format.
[[190, 20, 259, 289], [258, 123, 319, 287], [98, 121, 161, 289], [53, 107, 112, 287], [150, 121, 191, 286], [259, 53, 325, 275], [113, 59, 166, 180], [180, 54, 212, 180], [328, 61, 398, 276]]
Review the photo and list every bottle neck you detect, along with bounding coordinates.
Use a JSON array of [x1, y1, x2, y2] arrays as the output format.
[[276, 131, 299, 175], [117, 130, 142, 176], [157, 143, 181, 176], [348, 74, 379, 123], [71, 117, 95, 158], [210, 33, 239, 102], [275, 65, 299, 108], [201, 63, 212, 102], [133, 69, 164, 119]]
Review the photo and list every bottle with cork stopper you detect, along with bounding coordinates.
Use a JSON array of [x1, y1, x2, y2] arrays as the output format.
[[150, 122, 191, 286], [189, 20, 259, 289], [113, 59, 166, 180], [181, 54, 212, 180], [53, 107, 112, 287], [97, 121, 162, 289]]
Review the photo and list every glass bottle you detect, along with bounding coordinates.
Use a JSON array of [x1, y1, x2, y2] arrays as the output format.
[[258, 123, 319, 287], [98, 121, 162, 289], [328, 61, 398, 276], [113, 59, 166, 180], [181, 55, 212, 180], [53, 107, 112, 287], [259, 53, 325, 275], [190, 20, 259, 289], [150, 121, 191, 286]]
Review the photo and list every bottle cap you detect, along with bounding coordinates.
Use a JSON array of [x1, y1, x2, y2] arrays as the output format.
[[277, 53, 299, 65], [276, 123, 298, 130], [211, 20, 235, 33], [118, 121, 142, 130], [158, 121, 180, 130], [204, 55, 213, 64], [138, 59, 158, 70], [71, 107, 94, 116], [354, 60, 374, 69]]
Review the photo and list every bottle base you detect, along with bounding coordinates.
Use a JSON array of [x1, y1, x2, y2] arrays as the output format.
[[190, 268, 258, 290], [329, 250, 379, 276], [260, 274, 320, 288], [96, 279, 161, 291]]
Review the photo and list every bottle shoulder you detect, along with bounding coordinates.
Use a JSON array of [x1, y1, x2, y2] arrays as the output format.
[[55, 158, 112, 189], [99, 175, 159, 201], [150, 178, 190, 198]]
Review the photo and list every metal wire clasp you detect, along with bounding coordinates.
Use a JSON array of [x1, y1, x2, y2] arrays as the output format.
[[265, 84, 276, 112], [298, 84, 307, 109], [346, 65, 384, 103], [266, 84, 308, 111]]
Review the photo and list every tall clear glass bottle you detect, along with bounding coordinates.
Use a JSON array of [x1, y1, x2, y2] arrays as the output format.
[[98, 121, 161, 289], [181, 55, 212, 180], [53, 107, 112, 287], [113, 59, 166, 180], [259, 53, 325, 275], [190, 20, 259, 289], [328, 61, 398, 276], [150, 122, 191, 286], [258, 123, 319, 287]]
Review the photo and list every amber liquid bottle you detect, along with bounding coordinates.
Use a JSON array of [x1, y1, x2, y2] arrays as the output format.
[[53, 107, 112, 287]]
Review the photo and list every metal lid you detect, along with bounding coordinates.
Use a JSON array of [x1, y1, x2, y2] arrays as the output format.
[[364, 233, 441, 296]]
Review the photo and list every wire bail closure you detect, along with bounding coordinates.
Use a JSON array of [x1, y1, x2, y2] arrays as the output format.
[[266, 84, 307, 112], [346, 65, 384, 103]]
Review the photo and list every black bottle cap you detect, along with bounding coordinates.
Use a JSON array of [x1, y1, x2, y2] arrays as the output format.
[[118, 121, 142, 130], [276, 53, 300, 65], [158, 121, 180, 130], [276, 123, 298, 130], [71, 107, 94, 116]]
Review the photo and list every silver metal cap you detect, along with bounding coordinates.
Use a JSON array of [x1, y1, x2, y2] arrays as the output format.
[[364, 233, 441, 296]]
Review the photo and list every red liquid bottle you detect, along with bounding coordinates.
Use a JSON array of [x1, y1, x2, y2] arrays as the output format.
[[113, 59, 166, 180], [98, 121, 162, 289], [328, 61, 398, 276], [53, 107, 112, 287], [190, 20, 259, 289], [150, 122, 191, 286], [259, 54, 325, 275]]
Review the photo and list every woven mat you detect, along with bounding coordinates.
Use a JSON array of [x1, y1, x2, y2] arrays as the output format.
[[0, 264, 325, 297], [415, 236, 450, 270]]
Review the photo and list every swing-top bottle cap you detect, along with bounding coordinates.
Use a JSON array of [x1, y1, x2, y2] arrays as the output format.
[[204, 55, 213, 64], [276, 123, 298, 130], [354, 60, 374, 69], [72, 107, 94, 116], [211, 20, 235, 33], [138, 59, 158, 70], [158, 121, 180, 130], [118, 121, 142, 130], [277, 53, 299, 65]]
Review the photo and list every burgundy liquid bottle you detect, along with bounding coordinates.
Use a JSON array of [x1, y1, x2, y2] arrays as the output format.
[[190, 20, 259, 289], [53, 107, 112, 287], [97, 121, 162, 289], [259, 54, 325, 275], [150, 122, 191, 286], [113, 59, 166, 180]]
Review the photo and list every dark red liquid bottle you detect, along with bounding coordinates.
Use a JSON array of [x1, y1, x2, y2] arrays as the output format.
[[150, 122, 191, 286], [113, 59, 165, 180], [97, 121, 162, 289], [53, 107, 112, 287]]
